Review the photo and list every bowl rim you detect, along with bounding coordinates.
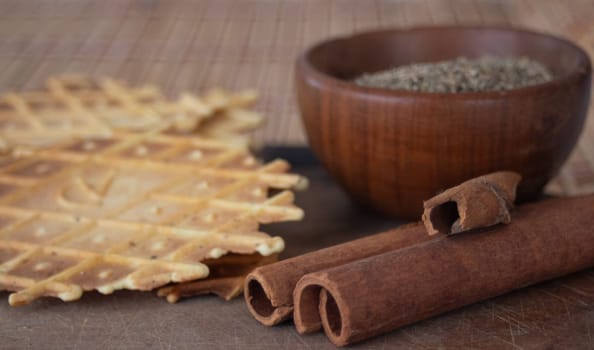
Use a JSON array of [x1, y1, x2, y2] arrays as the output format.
[[297, 25, 592, 99]]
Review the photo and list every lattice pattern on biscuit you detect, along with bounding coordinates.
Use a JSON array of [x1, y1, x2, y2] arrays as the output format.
[[0, 75, 262, 151], [0, 131, 304, 306]]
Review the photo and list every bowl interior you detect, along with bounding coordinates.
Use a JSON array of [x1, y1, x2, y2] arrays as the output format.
[[307, 27, 589, 84]]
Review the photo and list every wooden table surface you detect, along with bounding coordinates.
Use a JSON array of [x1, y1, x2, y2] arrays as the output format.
[[1, 1, 594, 349], [2, 150, 594, 349]]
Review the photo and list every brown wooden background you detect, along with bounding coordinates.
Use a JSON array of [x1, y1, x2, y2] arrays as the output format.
[[0, 0, 593, 195]]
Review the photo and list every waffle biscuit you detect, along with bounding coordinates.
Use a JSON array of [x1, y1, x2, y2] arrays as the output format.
[[0, 75, 262, 151], [0, 131, 304, 306]]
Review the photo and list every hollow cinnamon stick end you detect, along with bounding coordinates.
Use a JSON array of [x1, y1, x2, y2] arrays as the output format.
[[294, 275, 350, 346], [422, 171, 521, 236], [244, 272, 292, 326], [319, 288, 350, 347], [293, 278, 324, 334]]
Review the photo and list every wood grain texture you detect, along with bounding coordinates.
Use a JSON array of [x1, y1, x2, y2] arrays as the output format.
[[297, 27, 591, 219], [0, 0, 591, 196]]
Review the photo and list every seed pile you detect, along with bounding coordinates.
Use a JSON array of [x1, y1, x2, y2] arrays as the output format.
[[353, 56, 553, 93]]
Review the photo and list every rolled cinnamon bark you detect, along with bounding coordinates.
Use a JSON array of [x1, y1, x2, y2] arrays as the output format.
[[158, 276, 245, 302], [294, 195, 594, 346], [244, 223, 436, 326], [422, 171, 521, 235], [158, 253, 278, 302]]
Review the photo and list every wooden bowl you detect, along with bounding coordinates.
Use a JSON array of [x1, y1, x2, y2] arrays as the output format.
[[295, 26, 592, 220]]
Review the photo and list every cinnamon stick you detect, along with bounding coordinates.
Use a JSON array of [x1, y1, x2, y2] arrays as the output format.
[[244, 223, 436, 326], [158, 276, 245, 302], [293, 195, 594, 346], [159, 253, 277, 303], [422, 171, 521, 235]]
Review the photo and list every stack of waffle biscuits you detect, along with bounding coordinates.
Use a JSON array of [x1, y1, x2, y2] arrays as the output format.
[[0, 76, 305, 306]]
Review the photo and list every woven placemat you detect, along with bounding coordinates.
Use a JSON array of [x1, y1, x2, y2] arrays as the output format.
[[0, 0, 592, 195]]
